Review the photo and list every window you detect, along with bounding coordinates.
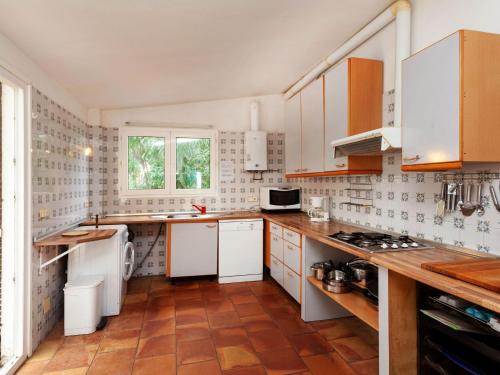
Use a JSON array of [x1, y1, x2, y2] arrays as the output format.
[[120, 127, 217, 196]]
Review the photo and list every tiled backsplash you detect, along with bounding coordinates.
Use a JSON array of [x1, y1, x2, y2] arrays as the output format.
[[31, 88, 92, 349], [292, 155, 500, 255]]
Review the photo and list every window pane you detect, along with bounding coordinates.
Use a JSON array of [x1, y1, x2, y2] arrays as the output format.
[[176, 137, 211, 189], [128, 136, 165, 190]]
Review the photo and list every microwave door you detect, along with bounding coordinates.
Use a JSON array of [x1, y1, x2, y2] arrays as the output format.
[[269, 189, 300, 207]]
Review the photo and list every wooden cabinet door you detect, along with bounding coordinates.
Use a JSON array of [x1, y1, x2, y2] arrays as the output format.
[[284, 93, 302, 174], [402, 32, 461, 167], [301, 77, 324, 173], [324, 60, 348, 171]]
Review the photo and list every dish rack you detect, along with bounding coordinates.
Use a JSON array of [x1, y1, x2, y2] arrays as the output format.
[[341, 178, 374, 208]]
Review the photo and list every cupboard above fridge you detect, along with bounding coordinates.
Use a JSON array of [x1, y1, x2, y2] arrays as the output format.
[[401, 30, 500, 171], [284, 57, 383, 178]]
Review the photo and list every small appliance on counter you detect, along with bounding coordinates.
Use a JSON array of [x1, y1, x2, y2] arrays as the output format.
[[307, 196, 330, 222], [260, 186, 301, 212]]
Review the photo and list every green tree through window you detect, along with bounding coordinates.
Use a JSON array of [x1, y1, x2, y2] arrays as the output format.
[[176, 137, 211, 189], [128, 136, 165, 190]]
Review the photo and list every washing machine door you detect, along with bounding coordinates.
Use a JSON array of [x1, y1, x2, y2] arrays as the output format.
[[123, 242, 135, 281]]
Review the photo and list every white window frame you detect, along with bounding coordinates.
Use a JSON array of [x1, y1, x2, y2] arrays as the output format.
[[119, 127, 218, 197]]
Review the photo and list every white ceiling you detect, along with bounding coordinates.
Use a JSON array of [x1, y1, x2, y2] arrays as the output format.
[[0, 0, 392, 109]]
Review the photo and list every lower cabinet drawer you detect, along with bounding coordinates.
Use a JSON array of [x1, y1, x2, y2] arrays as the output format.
[[270, 256, 284, 286], [283, 228, 301, 247], [269, 222, 283, 237], [283, 241, 301, 275], [270, 235, 284, 262], [283, 266, 301, 303]]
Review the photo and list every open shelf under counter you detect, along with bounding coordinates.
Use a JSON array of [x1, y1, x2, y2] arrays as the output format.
[[307, 276, 379, 331]]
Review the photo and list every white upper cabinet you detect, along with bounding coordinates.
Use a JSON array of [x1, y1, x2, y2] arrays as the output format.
[[284, 93, 302, 174], [300, 77, 324, 173], [402, 32, 461, 167], [324, 60, 348, 171]]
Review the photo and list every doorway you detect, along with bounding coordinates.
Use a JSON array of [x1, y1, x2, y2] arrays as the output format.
[[0, 69, 30, 374]]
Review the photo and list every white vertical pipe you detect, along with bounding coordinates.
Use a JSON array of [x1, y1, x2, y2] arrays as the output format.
[[393, 0, 411, 128], [250, 101, 259, 131]]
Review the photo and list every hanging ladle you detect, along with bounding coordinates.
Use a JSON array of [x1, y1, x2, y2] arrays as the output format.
[[489, 183, 500, 212]]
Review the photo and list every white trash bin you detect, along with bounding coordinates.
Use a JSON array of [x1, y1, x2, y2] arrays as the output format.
[[64, 275, 104, 336]]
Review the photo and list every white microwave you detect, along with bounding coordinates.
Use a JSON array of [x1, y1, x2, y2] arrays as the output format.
[[259, 187, 301, 211]]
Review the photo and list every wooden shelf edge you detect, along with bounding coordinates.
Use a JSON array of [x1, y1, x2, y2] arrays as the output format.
[[33, 229, 117, 248], [286, 169, 382, 178], [401, 161, 463, 172], [307, 276, 379, 331]]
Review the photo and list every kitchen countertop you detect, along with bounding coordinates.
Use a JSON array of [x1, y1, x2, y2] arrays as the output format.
[[81, 211, 500, 312]]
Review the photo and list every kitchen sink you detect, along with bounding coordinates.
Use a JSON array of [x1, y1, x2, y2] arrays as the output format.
[[150, 213, 218, 219]]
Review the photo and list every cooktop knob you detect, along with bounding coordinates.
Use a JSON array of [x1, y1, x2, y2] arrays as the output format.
[[390, 243, 399, 249], [411, 242, 419, 247], [401, 243, 409, 248], [380, 243, 389, 249]]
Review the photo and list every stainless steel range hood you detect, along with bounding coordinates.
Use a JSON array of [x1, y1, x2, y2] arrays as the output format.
[[330, 128, 401, 157]]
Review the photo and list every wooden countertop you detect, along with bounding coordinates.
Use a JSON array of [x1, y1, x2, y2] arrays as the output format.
[[34, 229, 117, 248], [80, 211, 500, 312]]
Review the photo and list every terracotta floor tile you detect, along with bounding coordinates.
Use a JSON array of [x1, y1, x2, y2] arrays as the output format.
[[275, 317, 315, 336], [212, 327, 250, 348], [176, 308, 208, 326], [178, 359, 222, 375], [173, 280, 200, 290], [234, 303, 265, 318], [303, 353, 357, 375], [176, 322, 211, 342], [16, 360, 49, 375], [206, 299, 235, 313], [140, 318, 175, 338], [222, 365, 267, 375], [177, 337, 217, 365], [288, 333, 332, 357], [248, 281, 281, 296], [63, 331, 104, 347], [120, 302, 147, 316], [147, 295, 175, 308], [174, 289, 202, 301], [349, 358, 379, 375], [87, 348, 136, 375], [208, 311, 242, 329], [230, 294, 259, 305], [240, 314, 278, 333], [137, 334, 175, 358], [144, 305, 175, 321], [220, 284, 252, 296], [27, 339, 64, 362], [216, 344, 261, 371], [248, 329, 291, 353], [44, 344, 97, 372], [107, 314, 144, 332], [124, 293, 148, 304], [99, 329, 140, 353], [312, 319, 355, 341], [43, 367, 88, 374], [257, 348, 307, 375], [330, 336, 378, 363], [127, 278, 152, 294], [45, 321, 64, 341], [150, 278, 174, 292], [256, 294, 290, 308], [176, 299, 205, 311], [202, 290, 228, 303], [266, 306, 297, 320], [132, 354, 176, 375]]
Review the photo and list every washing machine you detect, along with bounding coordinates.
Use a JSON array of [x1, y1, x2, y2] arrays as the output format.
[[67, 224, 135, 316]]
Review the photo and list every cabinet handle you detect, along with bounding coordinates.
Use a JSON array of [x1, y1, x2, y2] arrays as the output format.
[[403, 154, 421, 162], [336, 163, 346, 168], [205, 224, 217, 228]]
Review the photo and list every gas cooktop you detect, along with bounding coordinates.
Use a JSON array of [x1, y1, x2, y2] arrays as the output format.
[[328, 231, 433, 253]]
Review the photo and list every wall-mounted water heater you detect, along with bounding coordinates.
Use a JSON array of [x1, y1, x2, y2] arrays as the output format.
[[244, 102, 268, 171]]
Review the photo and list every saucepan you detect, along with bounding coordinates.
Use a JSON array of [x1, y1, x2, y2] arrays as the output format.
[[310, 261, 333, 281], [347, 259, 377, 286]]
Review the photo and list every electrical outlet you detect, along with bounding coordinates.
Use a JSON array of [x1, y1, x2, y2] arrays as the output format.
[[38, 208, 49, 220], [43, 297, 51, 314], [247, 195, 258, 203]]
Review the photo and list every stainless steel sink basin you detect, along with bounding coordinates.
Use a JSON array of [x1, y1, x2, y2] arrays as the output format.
[[167, 213, 200, 218]]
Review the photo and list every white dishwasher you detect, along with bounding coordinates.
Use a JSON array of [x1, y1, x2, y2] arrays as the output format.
[[218, 219, 263, 283]]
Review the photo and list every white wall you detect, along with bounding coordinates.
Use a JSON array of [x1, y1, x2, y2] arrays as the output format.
[[101, 94, 284, 131], [411, 0, 500, 53], [0, 32, 86, 119]]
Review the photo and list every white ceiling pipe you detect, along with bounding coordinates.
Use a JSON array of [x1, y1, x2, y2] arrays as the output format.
[[283, 0, 411, 101], [393, 1, 411, 127], [250, 101, 260, 131]]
